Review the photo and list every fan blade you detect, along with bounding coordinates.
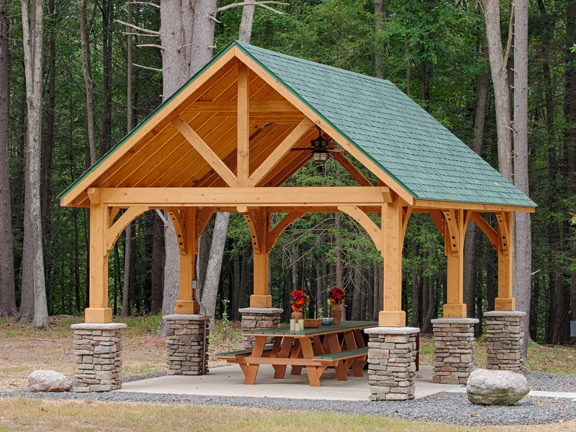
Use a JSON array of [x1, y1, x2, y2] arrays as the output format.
[[327, 148, 345, 153], [290, 147, 314, 151]]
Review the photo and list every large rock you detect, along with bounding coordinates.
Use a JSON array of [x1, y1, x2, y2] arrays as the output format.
[[467, 368, 529, 405], [28, 370, 73, 392]]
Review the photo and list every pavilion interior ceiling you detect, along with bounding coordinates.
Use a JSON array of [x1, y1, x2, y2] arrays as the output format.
[[67, 58, 354, 209]]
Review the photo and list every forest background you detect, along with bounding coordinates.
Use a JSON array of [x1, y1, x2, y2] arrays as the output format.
[[0, 0, 575, 345]]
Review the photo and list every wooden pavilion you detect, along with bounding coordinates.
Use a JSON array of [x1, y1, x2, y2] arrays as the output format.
[[60, 41, 536, 328]]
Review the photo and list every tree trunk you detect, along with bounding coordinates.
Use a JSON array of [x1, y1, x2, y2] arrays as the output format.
[[513, 0, 531, 358], [201, 212, 230, 330], [565, 0, 576, 329], [150, 212, 164, 314], [78, 0, 97, 166], [464, 40, 489, 319], [483, 0, 513, 182], [98, 0, 113, 157], [0, 0, 17, 317], [21, 0, 49, 329], [159, 0, 216, 334], [374, 0, 388, 79], [239, 0, 255, 43]]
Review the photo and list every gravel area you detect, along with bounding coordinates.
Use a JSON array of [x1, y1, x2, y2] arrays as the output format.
[[1, 371, 575, 426]]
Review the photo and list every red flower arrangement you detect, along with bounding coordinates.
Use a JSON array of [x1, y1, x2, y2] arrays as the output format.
[[290, 290, 309, 312], [329, 287, 346, 305]]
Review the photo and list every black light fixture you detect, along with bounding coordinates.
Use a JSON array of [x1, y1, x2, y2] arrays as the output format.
[[310, 128, 330, 163]]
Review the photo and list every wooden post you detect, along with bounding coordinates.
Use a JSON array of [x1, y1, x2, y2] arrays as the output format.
[[237, 62, 249, 187], [85, 202, 112, 323], [442, 209, 468, 318], [495, 211, 515, 310], [248, 208, 272, 307], [379, 200, 406, 326], [175, 208, 200, 314]]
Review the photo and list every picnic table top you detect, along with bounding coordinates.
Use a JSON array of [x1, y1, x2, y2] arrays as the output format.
[[242, 320, 378, 337]]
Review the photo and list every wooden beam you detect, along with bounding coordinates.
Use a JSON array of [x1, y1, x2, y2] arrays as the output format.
[[379, 200, 406, 326], [429, 209, 445, 238], [87, 188, 101, 204], [86, 203, 112, 323], [470, 212, 497, 249], [233, 46, 416, 206], [98, 186, 392, 207], [414, 199, 535, 213], [248, 118, 315, 186], [172, 115, 237, 187], [495, 211, 515, 310], [186, 100, 301, 113], [105, 206, 148, 251], [268, 211, 304, 251], [332, 152, 373, 186], [442, 209, 469, 318], [237, 63, 250, 186], [339, 205, 382, 251]]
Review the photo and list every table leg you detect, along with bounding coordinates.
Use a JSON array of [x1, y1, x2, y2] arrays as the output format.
[[306, 366, 322, 387], [244, 336, 266, 385], [273, 336, 293, 379], [350, 357, 366, 377], [290, 340, 303, 375]]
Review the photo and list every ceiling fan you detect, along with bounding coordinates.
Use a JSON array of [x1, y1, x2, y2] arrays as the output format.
[[291, 126, 344, 163]]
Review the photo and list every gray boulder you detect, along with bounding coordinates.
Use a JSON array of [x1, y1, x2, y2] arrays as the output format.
[[28, 370, 73, 392], [467, 369, 529, 405]]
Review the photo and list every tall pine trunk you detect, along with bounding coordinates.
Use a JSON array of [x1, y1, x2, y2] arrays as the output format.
[[21, 0, 49, 329], [0, 0, 17, 317]]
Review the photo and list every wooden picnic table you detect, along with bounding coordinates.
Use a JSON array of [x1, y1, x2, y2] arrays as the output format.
[[217, 320, 377, 387]]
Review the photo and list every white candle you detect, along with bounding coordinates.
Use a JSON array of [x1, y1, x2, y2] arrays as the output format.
[[290, 319, 295, 331]]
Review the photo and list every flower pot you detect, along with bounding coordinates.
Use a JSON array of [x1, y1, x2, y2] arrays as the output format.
[[291, 311, 303, 322], [330, 304, 342, 324]]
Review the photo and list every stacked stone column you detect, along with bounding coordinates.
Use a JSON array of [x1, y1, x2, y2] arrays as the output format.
[[71, 323, 127, 392], [239, 307, 283, 349], [165, 314, 210, 375], [365, 327, 419, 401], [485, 311, 525, 371], [431, 318, 478, 384]]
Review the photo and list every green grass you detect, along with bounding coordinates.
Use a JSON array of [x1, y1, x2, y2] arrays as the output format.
[[0, 398, 503, 432]]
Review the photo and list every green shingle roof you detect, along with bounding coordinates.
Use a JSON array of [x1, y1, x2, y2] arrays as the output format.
[[236, 41, 535, 208]]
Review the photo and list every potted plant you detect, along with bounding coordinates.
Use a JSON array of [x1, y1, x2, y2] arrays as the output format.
[[329, 287, 345, 324], [290, 289, 309, 323]]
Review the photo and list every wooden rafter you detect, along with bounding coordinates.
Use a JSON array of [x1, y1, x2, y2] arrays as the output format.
[[248, 118, 314, 186], [332, 152, 372, 186], [172, 116, 237, 187]]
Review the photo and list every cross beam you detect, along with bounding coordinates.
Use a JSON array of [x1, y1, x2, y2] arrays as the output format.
[[90, 186, 392, 207]]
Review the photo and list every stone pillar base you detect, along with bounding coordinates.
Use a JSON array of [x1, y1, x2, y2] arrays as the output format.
[[485, 311, 525, 371], [365, 326, 419, 401], [239, 307, 283, 349], [71, 323, 127, 392], [431, 318, 478, 384], [165, 314, 210, 375]]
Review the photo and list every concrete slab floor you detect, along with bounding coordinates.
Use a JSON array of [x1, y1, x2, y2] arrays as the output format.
[[119, 365, 467, 401]]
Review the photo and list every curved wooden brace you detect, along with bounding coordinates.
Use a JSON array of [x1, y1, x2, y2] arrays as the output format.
[[167, 208, 187, 252], [244, 211, 261, 253], [267, 211, 304, 251], [105, 206, 149, 251], [469, 212, 497, 250], [196, 208, 214, 241], [338, 205, 382, 251], [495, 212, 511, 255], [443, 210, 460, 255], [429, 209, 445, 238]]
